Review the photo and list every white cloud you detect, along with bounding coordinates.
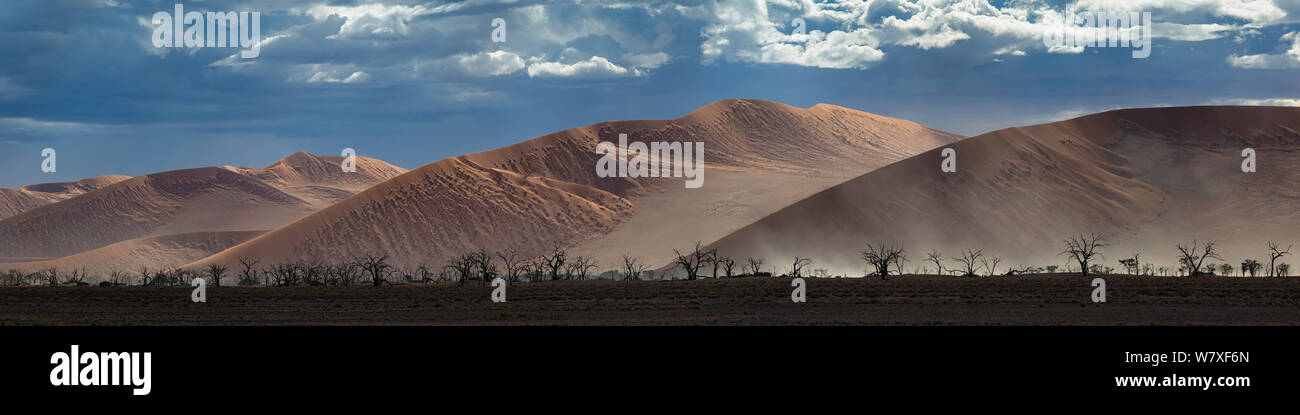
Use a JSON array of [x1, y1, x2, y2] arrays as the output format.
[[697, 0, 1300, 68], [1073, 0, 1287, 25], [454, 50, 527, 76], [1211, 97, 1300, 106], [287, 64, 371, 84], [1228, 31, 1300, 68], [1154, 22, 1237, 41], [700, 0, 884, 69], [208, 34, 288, 67], [622, 52, 672, 69], [526, 56, 642, 78], [304, 4, 432, 40]]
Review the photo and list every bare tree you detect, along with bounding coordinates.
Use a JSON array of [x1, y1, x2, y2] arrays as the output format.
[[414, 264, 435, 284], [746, 257, 765, 276], [1062, 233, 1108, 277], [789, 256, 812, 277], [953, 248, 983, 277], [303, 262, 326, 286], [981, 255, 1002, 276], [720, 257, 737, 277], [543, 244, 567, 281], [497, 249, 528, 283], [568, 256, 598, 280], [1006, 264, 1041, 275], [1278, 263, 1290, 277], [926, 249, 944, 275], [703, 249, 722, 278], [359, 253, 393, 287], [469, 249, 497, 282], [103, 270, 127, 286], [528, 257, 547, 282], [64, 268, 86, 285], [207, 263, 228, 287], [1267, 241, 1292, 278], [672, 241, 709, 280], [238, 257, 260, 286], [621, 253, 646, 282], [861, 243, 905, 279], [445, 254, 476, 286], [1175, 239, 1221, 277], [332, 261, 362, 286]]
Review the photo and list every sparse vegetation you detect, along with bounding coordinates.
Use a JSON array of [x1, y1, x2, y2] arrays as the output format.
[[861, 243, 905, 279], [621, 253, 645, 283], [789, 256, 812, 277], [1062, 233, 1107, 278], [953, 248, 983, 277], [1267, 242, 1292, 278], [1175, 239, 1221, 277]]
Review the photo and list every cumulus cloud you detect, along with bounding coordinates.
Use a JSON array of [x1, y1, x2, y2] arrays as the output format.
[[303, 4, 432, 40], [453, 50, 528, 76], [1228, 31, 1300, 69], [526, 56, 642, 78], [696, 0, 1300, 68], [701, 0, 884, 69]]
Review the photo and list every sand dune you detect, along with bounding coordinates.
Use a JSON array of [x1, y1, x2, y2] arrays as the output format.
[[0, 175, 131, 220], [0, 152, 404, 260], [700, 106, 1300, 276], [1, 231, 265, 276], [190, 99, 961, 270]]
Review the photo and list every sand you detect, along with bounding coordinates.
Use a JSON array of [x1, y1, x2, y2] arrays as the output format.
[[188, 99, 961, 271], [0, 153, 405, 269], [702, 106, 1300, 276], [0, 175, 131, 220]]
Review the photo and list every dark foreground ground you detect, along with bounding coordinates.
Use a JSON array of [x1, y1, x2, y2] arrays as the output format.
[[1, 275, 1297, 325]]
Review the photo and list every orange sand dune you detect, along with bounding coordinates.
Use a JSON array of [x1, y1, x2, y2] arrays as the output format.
[[0, 175, 131, 220], [0, 152, 405, 259], [190, 99, 961, 270], [1, 231, 265, 276], [700, 106, 1300, 276]]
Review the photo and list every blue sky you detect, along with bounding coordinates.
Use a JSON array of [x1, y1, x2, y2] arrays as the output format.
[[2, 0, 1299, 188]]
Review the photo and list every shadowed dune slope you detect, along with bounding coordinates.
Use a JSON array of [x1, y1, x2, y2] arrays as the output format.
[[190, 99, 962, 269], [0, 175, 132, 220], [0, 153, 405, 259], [700, 106, 1300, 275]]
